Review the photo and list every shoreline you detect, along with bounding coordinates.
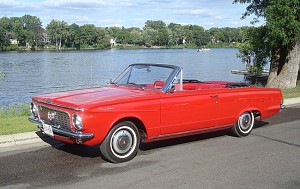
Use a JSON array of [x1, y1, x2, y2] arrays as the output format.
[[0, 43, 240, 53]]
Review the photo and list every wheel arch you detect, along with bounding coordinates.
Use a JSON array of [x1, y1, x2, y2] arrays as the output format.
[[237, 108, 261, 120], [113, 116, 147, 143]]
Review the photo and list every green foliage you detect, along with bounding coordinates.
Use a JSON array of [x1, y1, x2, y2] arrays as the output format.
[[144, 20, 166, 30], [1, 15, 252, 51], [0, 103, 30, 118], [237, 26, 271, 75], [234, 0, 300, 78], [206, 42, 239, 48], [264, 0, 300, 48], [69, 23, 81, 49], [5, 44, 22, 51]]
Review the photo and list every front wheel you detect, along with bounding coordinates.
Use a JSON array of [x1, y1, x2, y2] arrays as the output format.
[[231, 111, 254, 137], [100, 121, 140, 163]]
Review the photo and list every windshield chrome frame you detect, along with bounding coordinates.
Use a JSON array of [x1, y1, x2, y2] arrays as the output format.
[[113, 63, 182, 93]]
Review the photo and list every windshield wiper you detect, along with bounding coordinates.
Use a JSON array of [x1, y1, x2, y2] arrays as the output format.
[[109, 81, 118, 86]]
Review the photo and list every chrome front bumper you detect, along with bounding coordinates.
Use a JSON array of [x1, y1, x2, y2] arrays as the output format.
[[28, 116, 94, 139]]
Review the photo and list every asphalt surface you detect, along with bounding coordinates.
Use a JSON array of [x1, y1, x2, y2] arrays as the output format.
[[0, 105, 299, 189]]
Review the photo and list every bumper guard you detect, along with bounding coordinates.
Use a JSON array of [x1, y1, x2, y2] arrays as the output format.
[[28, 116, 94, 139]]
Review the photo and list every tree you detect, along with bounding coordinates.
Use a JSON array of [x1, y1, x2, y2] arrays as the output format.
[[12, 18, 26, 45], [69, 23, 81, 49], [117, 27, 130, 45], [0, 17, 12, 31], [94, 27, 110, 49], [143, 27, 158, 47], [128, 28, 143, 46], [168, 23, 184, 45], [0, 24, 8, 50], [0, 17, 11, 50], [190, 25, 210, 47], [143, 20, 167, 46], [46, 20, 69, 49], [238, 26, 271, 75], [80, 24, 97, 46], [234, 0, 300, 89], [21, 15, 42, 49], [106, 26, 130, 45], [144, 20, 166, 30], [157, 28, 169, 46]]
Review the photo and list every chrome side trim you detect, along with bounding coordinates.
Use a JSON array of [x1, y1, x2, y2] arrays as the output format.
[[150, 125, 232, 140], [28, 116, 94, 139], [33, 98, 83, 111]]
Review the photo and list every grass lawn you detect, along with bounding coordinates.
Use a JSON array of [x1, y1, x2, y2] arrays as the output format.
[[0, 116, 37, 135], [0, 104, 38, 135], [282, 82, 300, 99]]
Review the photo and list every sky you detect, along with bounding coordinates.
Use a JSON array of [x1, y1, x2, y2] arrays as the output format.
[[0, 0, 256, 29]]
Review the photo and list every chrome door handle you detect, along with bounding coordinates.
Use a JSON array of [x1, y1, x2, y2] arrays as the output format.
[[210, 95, 219, 99]]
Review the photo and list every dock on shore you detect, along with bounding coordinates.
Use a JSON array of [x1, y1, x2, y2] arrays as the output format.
[[231, 69, 269, 85]]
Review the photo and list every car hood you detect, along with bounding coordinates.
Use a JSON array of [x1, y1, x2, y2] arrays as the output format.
[[32, 86, 159, 110]]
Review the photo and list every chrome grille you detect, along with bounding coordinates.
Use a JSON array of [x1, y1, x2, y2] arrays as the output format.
[[38, 105, 72, 132]]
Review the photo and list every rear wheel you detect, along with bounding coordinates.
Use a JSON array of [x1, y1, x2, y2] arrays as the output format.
[[100, 121, 140, 163], [231, 111, 254, 137]]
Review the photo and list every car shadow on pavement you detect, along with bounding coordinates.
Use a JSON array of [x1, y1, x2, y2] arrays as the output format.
[[55, 144, 102, 158], [35, 131, 102, 158], [140, 121, 271, 151], [253, 120, 269, 129], [35, 121, 271, 158], [140, 130, 230, 151]]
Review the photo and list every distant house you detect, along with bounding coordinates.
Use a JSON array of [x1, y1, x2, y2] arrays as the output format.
[[4, 32, 18, 45], [10, 39, 18, 45], [42, 32, 50, 43], [110, 38, 115, 46]]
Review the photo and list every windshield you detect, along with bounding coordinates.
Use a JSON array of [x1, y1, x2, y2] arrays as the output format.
[[113, 64, 175, 90]]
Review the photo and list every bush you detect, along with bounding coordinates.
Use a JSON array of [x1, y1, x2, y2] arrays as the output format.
[[5, 45, 22, 51], [0, 103, 31, 118]]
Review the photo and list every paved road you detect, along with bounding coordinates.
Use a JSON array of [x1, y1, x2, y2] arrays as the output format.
[[1, 105, 300, 189]]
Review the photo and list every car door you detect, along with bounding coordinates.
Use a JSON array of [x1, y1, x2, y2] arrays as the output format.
[[214, 88, 249, 127], [160, 90, 219, 135]]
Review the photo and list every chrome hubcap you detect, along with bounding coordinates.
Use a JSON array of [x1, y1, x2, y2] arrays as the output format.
[[112, 130, 133, 154], [110, 126, 137, 159], [239, 113, 253, 132]]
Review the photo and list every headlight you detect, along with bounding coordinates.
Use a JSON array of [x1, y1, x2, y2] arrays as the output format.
[[72, 114, 83, 130], [30, 103, 39, 117]]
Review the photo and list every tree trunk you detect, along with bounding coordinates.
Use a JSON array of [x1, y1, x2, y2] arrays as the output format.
[[55, 39, 58, 49], [59, 37, 62, 50], [266, 42, 300, 89]]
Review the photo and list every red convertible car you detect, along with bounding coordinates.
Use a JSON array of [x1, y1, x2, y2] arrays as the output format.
[[29, 63, 283, 163]]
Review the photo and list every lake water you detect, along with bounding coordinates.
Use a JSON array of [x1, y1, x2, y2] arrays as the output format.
[[0, 48, 245, 106]]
